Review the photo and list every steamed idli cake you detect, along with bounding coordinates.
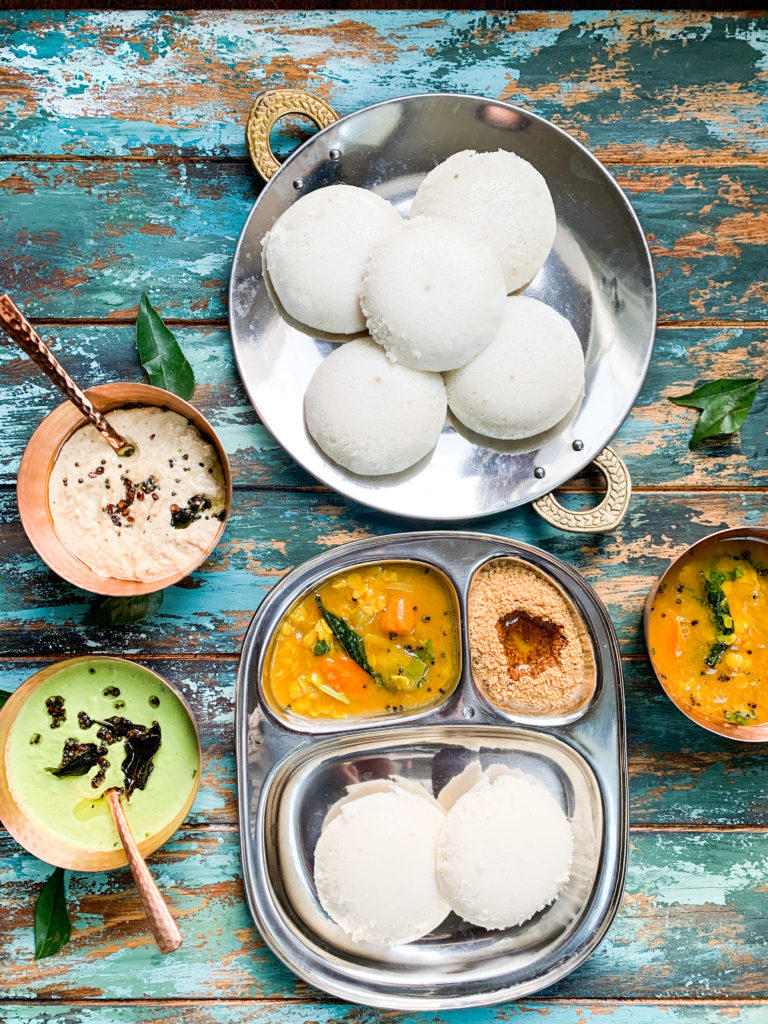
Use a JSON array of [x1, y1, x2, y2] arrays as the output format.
[[409, 149, 556, 293], [304, 338, 446, 475], [436, 769, 573, 930], [263, 184, 402, 334], [360, 216, 506, 371], [445, 296, 585, 440], [314, 788, 449, 946]]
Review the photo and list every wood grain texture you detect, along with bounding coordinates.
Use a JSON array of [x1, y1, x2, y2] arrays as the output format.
[[2, 489, 767, 658], [2, 324, 767, 489], [2, 656, 768, 828], [2, 826, 768, 1000], [1, 11, 766, 163], [1, 160, 766, 322]]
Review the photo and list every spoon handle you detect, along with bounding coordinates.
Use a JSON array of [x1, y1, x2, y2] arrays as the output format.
[[0, 294, 134, 457], [106, 789, 182, 955]]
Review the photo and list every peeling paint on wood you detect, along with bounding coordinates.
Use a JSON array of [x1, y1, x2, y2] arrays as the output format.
[[0, 11, 766, 163]]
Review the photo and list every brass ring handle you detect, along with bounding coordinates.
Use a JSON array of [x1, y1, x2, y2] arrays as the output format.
[[246, 89, 338, 182], [532, 446, 632, 533]]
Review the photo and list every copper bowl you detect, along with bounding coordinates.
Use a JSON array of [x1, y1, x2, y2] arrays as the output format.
[[17, 382, 232, 596], [643, 526, 768, 742], [0, 656, 202, 870]]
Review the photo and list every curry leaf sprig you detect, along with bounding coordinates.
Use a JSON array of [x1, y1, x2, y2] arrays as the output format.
[[34, 867, 72, 960], [702, 569, 736, 668], [669, 378, 762, 450], [314, 595, 383, 685], [135, 293, 195, 400]]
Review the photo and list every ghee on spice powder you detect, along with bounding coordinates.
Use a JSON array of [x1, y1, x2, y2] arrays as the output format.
[[468, 559, 591, 714]]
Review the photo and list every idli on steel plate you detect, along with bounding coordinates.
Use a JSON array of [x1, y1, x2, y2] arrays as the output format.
[[314, 788, 449, 946], [263, 184, 402, 335], [410, 150, 556, 293], [445, 296, 585, 440], [360, 216, 506, 372], [436, 768, 573, 930], [304, 338, 447, 476]]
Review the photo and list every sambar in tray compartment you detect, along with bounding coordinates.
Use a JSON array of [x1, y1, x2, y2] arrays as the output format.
[[262, 561, 461, 728], [236, 531, 628, 1009]]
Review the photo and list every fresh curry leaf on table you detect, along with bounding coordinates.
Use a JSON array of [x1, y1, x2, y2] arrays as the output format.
[[34, 867, 72, 959], [88, 591, 164, 626], [135, 293, 195, 400], [669, 378, 762, 449]]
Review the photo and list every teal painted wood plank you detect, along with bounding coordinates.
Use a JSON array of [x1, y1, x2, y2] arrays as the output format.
[[0, 161, 765, 322], [2, 324, 767, 490], [4, 1003, 768, 1024], [2, 489, 767, 658], [4, 656, 767, 829], [1, 11, 766, 162], [2, 828, 767, 999]]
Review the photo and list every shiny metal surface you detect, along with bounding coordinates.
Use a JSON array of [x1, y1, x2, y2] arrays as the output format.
[[229, 93, 656, 520], [236, 532, 628, 1008]]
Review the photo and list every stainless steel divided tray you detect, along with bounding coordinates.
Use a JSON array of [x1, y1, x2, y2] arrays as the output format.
[[236, 531, 628, 1010]]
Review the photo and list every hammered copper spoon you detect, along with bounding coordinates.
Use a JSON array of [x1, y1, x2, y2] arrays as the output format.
[[0, 293, 135, 457], [106, 788, 182, 954]]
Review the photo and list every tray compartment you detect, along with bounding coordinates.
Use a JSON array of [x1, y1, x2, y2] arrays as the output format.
[[259, 559, 463, 734]]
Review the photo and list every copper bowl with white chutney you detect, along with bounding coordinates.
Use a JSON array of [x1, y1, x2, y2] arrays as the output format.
[[17, 382, 232, 597]]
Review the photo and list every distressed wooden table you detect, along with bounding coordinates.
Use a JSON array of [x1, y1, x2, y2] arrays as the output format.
[[1, 9, 767, 1023]]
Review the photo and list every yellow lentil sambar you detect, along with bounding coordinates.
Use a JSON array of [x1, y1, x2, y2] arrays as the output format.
[[265, 562, 460, 721], [647, 537, 768, 728]]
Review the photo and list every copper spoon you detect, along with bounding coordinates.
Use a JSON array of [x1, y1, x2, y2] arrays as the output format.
[[106, 788, 182, 954], [0, 293, 135, 457]]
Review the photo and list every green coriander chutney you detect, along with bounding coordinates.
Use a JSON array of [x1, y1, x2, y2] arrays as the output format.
[[7, 660, 199, 852]]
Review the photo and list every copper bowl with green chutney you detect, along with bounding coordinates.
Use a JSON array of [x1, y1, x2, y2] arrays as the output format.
[[0, 656, 201, 870]]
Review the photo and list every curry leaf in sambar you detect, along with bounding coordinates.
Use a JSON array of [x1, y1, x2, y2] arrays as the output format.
[[669, 378, 762, 449], [35, 867, 71, 959], [135, 293, 195, 400], [88, 591, 164, 626]]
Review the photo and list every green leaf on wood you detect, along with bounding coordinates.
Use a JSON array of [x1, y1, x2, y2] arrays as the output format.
[[88, 591, 164, 626], [135, 293, 195, 399], [0, 688, 11, 710], [669, 378, 762, 449], [35, 867, 71, 960]]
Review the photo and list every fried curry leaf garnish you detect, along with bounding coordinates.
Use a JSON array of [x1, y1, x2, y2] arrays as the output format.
[[314, 596, 383, 685], [34, 867, 71, 960], [46, 739, 108, 778], [669, 378, 762, 449], [122, 721, 162, 798], [0, 688, 12, 710], [702, 569, 736, 668], [135, 292, 195, 400], [88, 591, 164, 626]]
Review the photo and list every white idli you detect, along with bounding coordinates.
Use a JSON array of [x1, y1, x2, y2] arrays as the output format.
[[263, 184, 402, 334], [304, 338, 447, 475], [445, 296, 585, 440], [436, 771, 572, 930], [360, 216, 506, 371], [323, 776, 439, 829], [410, 149, 556, 293], [314, 789, 450, 946]]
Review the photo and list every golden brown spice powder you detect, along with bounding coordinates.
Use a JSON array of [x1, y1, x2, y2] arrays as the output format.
[[468, 560, 590, 714]]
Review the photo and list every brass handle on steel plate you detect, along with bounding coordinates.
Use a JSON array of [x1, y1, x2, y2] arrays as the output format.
[[246, 90, 632, 534], [246, 89, 339, 181]]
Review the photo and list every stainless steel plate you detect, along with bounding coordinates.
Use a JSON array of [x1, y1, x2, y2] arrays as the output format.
[[236, 532, 628, 1008], [229, 93, 656, 520]]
